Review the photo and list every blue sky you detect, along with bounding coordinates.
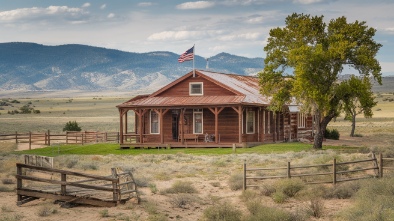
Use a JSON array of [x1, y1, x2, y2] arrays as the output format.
[[0, 0, 393, 75]]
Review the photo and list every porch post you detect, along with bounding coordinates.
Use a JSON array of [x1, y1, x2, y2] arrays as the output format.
[[208, 107, 225, 144], [238, 106, 242, 144], [119, 109, 124, 144], [154, 109, 169, 144], [180, 108, 185, 145], [125, 111, 128, 135]]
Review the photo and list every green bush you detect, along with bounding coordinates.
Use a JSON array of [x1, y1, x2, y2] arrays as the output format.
[[324, 128, 340, 140], [228, 173, 244, 191], [244, 200, 293, 221], [63, 121, 82, 132], [275, 178, 305, 197], [338, 178, 394, 221], [162, 181, 198, 194], [202, 202, 242, 221], [272, 191, 288, 203]]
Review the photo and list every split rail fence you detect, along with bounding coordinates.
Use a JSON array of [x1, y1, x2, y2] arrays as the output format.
[[0, 131, 120, 149], [16, 163, 138, 207], [243, 153, 394, 190]]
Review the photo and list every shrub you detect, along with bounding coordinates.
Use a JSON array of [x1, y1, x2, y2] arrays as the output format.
[[244, 201, 293, 221], [240, 189, 260, 202], [2, 178, 15, 185], [99, 209, 109, 218], [202, 202, 242, 221], [63, 121, 82, 132], [272, 191, 288, 203], [0, 214, 24, 221], [324, 128, 340, 140], [275, 178, 305, 197], [169, 193, 197, 208], [327, 181, 361, 199], [37, 206, 57, 217], [149, 183, 158, 194], [338, 178, 394, 221], [162, 181, 198, 194], [228, 173, 243, 191], [306, 198, 324, 218]]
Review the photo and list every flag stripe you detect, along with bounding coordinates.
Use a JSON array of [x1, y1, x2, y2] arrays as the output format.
[[178, 46, 194, 63]]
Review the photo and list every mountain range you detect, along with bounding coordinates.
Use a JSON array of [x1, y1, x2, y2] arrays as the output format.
[[0, 42, 264, 92]]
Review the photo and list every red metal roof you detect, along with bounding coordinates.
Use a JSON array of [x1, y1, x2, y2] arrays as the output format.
[[118, 70, 271, 108]]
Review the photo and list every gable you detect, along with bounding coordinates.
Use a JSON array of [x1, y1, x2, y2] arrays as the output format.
[[155, 73, 238, 97]]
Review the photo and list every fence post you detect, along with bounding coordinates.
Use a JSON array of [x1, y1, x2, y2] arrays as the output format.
[[15, 131, 18, 144], [111, 168, 119, 201], [29, 131, 32, 150], [243, 160, 247, 191], [66, 131, 69, 144], [81, 134, 84, 145], [333, 158, 337, 185], [61, 173, 67, 195], [379, 153, 383, 178], [17, 164, 22, 202], [47, 130, 51, 146], [287, 162, 291, 178]]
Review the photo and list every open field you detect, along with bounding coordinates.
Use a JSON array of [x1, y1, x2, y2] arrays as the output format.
[[1, 92, 394, 221]]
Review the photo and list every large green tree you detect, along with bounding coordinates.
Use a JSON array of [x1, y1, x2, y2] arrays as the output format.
[[337, 75, 377, 137], [259, 13, 382, 149]]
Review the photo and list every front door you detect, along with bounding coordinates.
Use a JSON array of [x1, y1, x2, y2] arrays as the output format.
[[172, 113, 179, 140]]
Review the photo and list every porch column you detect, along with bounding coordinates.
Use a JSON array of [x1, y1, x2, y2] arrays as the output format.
[[134, 109, 148, 143], [208, 107, 225, 144], [153, 108, 169, 144], [119, 108, 124, 144], [180, 108, 185, 145], [231, 106, 243, 144], [125, 111, 128, 134]]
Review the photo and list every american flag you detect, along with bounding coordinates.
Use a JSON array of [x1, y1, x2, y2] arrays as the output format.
[[178, 46, 194, 63]]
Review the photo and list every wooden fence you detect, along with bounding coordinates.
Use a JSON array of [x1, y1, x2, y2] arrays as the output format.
[[0, 131, 120, 149], [243, 153, 394, 190], [16, 163, 138, 207]]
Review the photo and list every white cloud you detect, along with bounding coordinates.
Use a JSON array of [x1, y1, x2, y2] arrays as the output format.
[[100, 4, 106, 9], [218, 32, 261, 41], [219, 0, 266, 6], [0, 6, 87, 22], [176, 1, 215, 10], [138, 2, 153, 7], [293, 0, 322, 4], [246, 16, 264, 24], [82, 2, 91, 8], [148, 30, 221, 41], [107, 13, 115, 18]]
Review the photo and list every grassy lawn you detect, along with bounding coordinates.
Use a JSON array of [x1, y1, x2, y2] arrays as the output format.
[[15, 142, 360, 156]]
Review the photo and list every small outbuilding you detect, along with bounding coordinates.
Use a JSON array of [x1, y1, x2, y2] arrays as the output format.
[[116, 70, 313, 148]]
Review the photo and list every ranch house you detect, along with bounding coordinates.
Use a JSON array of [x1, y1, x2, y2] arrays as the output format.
[[116, 70, 313, 148]]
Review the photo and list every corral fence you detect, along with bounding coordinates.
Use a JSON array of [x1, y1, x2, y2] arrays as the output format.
[[0, 131, 120, 149], [16, 163, 138, 207], [243, 153, 394, 190]]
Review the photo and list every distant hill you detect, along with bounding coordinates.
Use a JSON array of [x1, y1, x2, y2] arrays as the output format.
[[0, 42, 264, 92]]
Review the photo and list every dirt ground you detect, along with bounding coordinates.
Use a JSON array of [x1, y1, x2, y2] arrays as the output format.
[[0, 134, 391, 221]]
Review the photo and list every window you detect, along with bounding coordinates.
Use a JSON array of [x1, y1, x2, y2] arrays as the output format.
[[150, 111, 159, 134], [246, 110, 255, 134], [298, 113, 306, 128], [189, 82, 203, 95], [193, 109, 203, 134]]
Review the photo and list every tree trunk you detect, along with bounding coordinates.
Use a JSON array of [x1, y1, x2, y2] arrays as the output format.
[[350, 114, 356, 137], [313, 115, 333, 149]]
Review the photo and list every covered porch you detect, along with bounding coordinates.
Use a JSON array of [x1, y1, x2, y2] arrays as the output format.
[[117, 105, 290, 148]]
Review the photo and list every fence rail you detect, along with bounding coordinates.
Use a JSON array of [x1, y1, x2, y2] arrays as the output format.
[[243, 153, 393, 190], [0, 131, 120, 149], [16, 163, 138, 207]]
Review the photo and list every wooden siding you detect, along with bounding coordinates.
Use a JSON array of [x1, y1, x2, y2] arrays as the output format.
[[157, 75, 236, 97]]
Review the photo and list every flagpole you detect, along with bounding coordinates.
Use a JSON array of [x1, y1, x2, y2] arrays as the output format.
[[193, 44, 195, 77]]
